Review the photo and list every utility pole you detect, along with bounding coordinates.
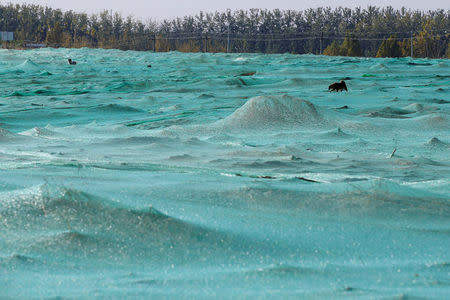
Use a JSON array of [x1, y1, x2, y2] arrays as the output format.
[[410, 31, 413, 58], [320, 31, 323, 55], [227, 24, 230, 53], [153, 33, 156, 52], [204, 33, 208, 52]]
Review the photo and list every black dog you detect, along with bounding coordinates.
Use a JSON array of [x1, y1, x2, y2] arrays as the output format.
[[328, 80, 347, 92], [68, 58, 77, 65]]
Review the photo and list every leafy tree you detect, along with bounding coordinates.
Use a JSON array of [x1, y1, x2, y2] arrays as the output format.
[[376, 35, 402, 57], [1, 3, 448, 55], [323, 41, 342, 56], [46, 21, 62, 46], [413, 20, 443, 58], [341, 33, 362, 56], [323, 34, 362, 56], [398, 38, 412, 57], [447, 41, 450, 58]]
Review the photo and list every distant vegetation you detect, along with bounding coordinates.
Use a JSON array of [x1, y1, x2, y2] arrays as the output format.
[[1, 3, 449, 57]]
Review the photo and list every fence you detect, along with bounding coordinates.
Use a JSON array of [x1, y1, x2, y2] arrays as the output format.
[[146, 31, 449, 58], [6, 29, 449, 58]]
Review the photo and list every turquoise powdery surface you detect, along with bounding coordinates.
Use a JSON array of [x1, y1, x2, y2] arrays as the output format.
[[0, 48, 449, 298]]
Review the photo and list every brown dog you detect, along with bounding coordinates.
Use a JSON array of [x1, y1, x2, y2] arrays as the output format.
[[328, 80, 348, 92]]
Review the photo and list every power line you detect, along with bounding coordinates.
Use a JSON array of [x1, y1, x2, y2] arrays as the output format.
[[156, 29, 449, 37], [151, 32, 448, 58], [155, 33, 448, 42]]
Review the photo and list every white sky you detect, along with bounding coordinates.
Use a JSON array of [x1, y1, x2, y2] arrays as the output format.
[[2, 0, 449, 21]]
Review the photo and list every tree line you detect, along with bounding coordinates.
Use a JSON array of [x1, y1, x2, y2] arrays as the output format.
[[1, 3, 449, 57]]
